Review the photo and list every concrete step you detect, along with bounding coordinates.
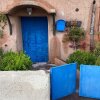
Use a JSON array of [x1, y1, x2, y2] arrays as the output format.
[[32, 62, 56, 70]]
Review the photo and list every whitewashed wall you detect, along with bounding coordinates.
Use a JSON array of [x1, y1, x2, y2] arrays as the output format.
[[0, 71, 50, 100]]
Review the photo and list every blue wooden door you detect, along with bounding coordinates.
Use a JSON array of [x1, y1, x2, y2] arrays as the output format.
[[21, 17, 48, 62]]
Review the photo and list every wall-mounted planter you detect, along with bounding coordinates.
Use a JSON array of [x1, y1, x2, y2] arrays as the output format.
[[67, 21, 82, 27], [56, 20, 66, 32], [77, 21, 82, 27], [0, 71, 50, 100], [56, 20, 82, 32]]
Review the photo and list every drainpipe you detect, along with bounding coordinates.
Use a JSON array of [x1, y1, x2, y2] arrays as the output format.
[[6, 14, 12, 35], [52, 13, 56, 36], [90, 0, 96, 51]]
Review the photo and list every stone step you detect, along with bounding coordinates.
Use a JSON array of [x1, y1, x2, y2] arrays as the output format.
[[32, 62, 56, 70]]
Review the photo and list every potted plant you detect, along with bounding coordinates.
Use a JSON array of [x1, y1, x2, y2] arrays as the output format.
[[62, 27, 85, 50]]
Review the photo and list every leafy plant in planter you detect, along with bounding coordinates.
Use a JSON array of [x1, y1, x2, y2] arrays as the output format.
[[0, 14, 7, 38], [0, 51, 32, 71], [66, 50, 97, 70], [63, 27, 85, 50]]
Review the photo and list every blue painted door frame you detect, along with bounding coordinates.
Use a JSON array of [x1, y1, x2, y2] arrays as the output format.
[[21, 17, 48, 62]]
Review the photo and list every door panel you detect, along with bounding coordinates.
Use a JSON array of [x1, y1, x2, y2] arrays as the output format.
[[50, 63, 77, 100], [21, 17, 48, 62]]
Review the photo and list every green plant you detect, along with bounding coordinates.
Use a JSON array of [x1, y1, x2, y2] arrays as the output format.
[[94, 47, 100, 57], [95, 32, 100, 40], [0, 48, 3, 55], [0, 30, 3, 38], [66, 50, 97, 70], [0, 14, 7, 38], [0, 51, 32, 71], [94, 42, 100, 57], [0, 14, 7, 23], [95, 56, 100, 66], [0, 48, 3, 61], [63, 27, 85, 50]]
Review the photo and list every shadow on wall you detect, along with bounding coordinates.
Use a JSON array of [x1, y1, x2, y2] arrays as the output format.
[[0, 34, 9, 48], [50, 36, 61, 63], [62, 33, 69, 54]]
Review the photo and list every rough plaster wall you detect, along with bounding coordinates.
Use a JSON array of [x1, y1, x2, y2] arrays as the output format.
[[46, 0, 100, 60], [16, 17, 23, 52], [0, 0, 100, 61], [0, 24, 9, 48], [46, 0, 94, 60], [0, 0, 15, 15], [0, 22, 17, 52], [0, 0, 94, 30], [46, 0, 93, 29], [0, 71, 50, 100], [6, 16, 18, 52]]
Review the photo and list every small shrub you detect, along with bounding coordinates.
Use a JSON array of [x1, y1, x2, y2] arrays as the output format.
[[0, 51, 32, 71], [0, 48, 3, 63], [94, 42, 100, 57], [0, 48, 3, 57], [95, 56, 100, 66], [94, 48, 100, 57], [0, 30, 3, 38], [62, 27, 85, 50], [0, 14, 7, 38], [66, 50, 97, 70], [68, 27, 85, 42]]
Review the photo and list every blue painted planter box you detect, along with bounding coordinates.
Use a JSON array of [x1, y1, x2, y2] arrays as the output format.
[[56, 20, 66, 32]]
